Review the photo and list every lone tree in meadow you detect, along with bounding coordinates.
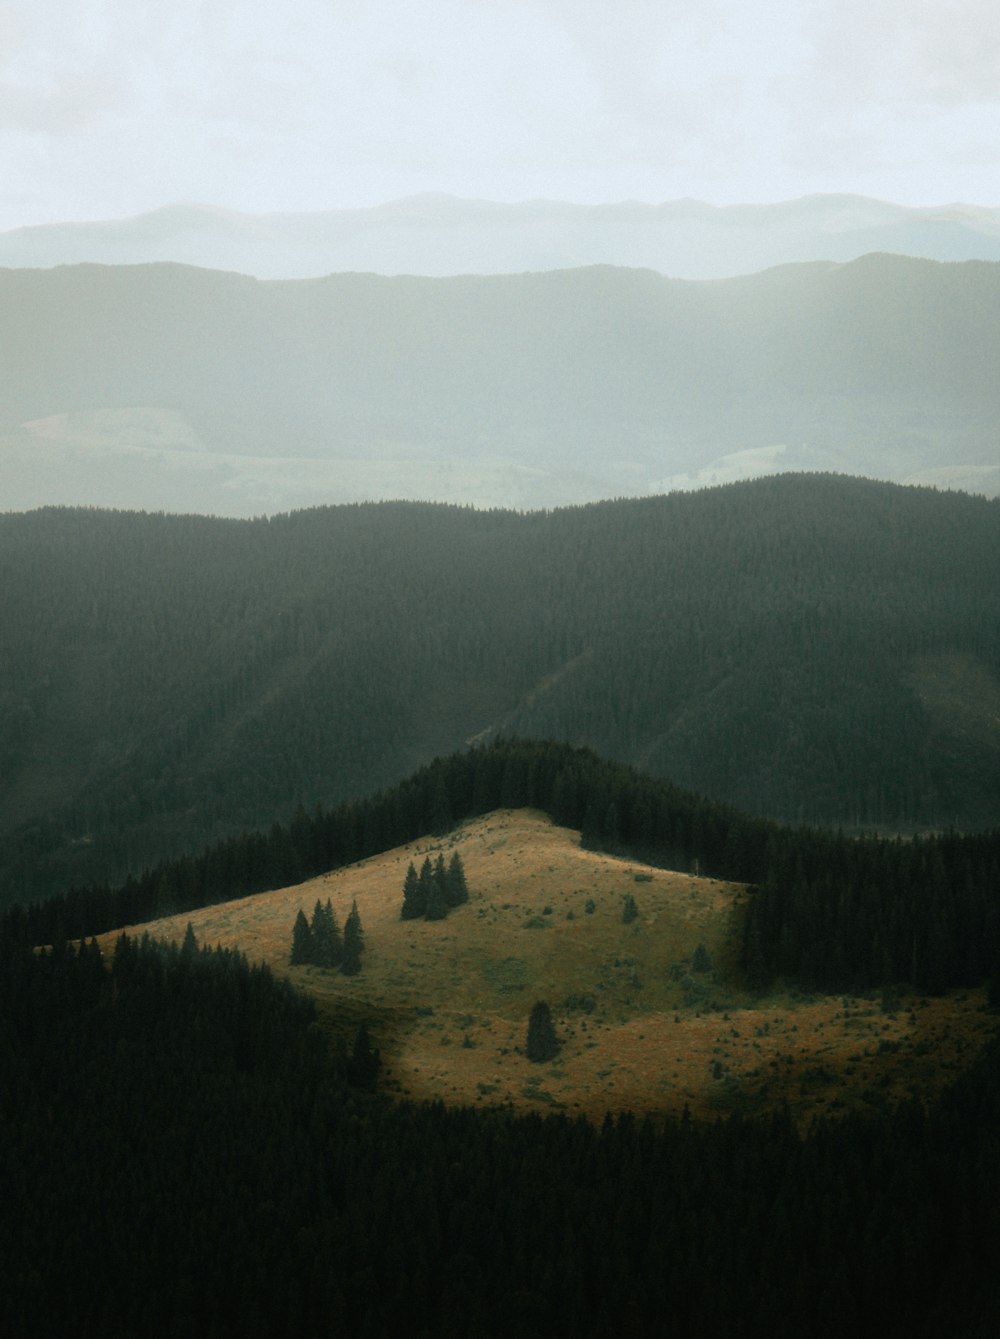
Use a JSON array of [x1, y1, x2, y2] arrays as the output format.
[[526, 1000, 559, 1063]]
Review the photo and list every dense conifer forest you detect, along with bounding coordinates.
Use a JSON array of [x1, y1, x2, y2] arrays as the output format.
[[2, 474, 997, 903], [2, 903, 998, 1337]]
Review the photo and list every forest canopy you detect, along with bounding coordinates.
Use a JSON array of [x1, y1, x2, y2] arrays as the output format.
[[1, 474, 997, 903]]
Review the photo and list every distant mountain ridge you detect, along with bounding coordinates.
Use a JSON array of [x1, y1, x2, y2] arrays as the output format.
[[4, 193, 1000, 280], [1, 253, 998, 516]]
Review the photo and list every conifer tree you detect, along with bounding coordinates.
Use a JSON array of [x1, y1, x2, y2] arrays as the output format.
[[290, 908, 313, 966], [400, 861, 424, 920], [347, 1023, 381, 1088], [417, 857, 435, 915], [341, 900, 364, 975], [425, 878, 448, 921], [445, 851, 469, 906], [526, 1000, 558, 1063], [181, 922, 198, 958], [310, 897, 342, 968]]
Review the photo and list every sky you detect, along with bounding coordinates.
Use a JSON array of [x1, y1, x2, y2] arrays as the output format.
[[1, 0, 998, 231]]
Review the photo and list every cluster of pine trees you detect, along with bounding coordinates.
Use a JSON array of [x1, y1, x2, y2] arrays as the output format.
[[289, 896, 364, 974], [400, 851, 469, 921]]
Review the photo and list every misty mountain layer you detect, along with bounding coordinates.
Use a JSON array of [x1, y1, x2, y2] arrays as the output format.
[[1, 475, 996, 902], [3, 194, 1000, 280], [1, 254, 997, 516]]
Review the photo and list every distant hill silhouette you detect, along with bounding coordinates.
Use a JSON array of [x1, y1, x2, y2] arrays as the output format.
[[3, 193, 1000, 279]]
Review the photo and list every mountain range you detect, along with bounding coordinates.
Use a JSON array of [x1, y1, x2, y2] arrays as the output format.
[[4, 193, 1000, 281], [2, 252, 998, 516]]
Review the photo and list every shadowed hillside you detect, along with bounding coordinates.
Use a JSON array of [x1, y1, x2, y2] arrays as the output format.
[[1, 476, 997, 902]]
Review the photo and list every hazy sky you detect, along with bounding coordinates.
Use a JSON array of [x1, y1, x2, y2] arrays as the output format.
[[1, 0, 998, 229]]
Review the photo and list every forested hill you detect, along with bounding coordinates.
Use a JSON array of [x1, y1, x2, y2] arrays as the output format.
[[1, 474, 997, 901], [2, 253, 998, 514]]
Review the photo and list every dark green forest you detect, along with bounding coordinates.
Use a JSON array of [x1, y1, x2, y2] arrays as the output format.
[[2, 910, 998, 1338], [2, 474, 997, 903]]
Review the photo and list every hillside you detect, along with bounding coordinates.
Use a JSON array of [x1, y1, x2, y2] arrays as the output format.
[[96, 807, 998, 1126], [1, 254, 998, 514], [3, 194, 1000, 281], [2, 476, 997, 902]]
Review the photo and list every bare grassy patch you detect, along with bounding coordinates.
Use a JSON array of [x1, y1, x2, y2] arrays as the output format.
[[97, 808, 999, 1125]]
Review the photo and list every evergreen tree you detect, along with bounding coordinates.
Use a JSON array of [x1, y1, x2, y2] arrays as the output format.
[[417, 857, 435, 916], [445, 851, 469, 906], [181, 921, 198, 958], [341, 900, 364, 975], [425, 853, 450, 920], [526, 1000, 558, 1063], [425, 879, 448, 921], [400, 861, 425, 920], [692, 942, 712, 973], [622, 893, 639, 924], [310, 897, 342, 968], [290, 908, 313, 966], [347, 1022, 381, 1088]]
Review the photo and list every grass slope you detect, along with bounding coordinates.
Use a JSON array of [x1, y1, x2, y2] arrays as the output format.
[[98, 808, 998, 1125]]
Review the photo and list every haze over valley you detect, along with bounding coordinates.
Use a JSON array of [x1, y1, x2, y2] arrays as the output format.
[[2, 249, 998, 516]]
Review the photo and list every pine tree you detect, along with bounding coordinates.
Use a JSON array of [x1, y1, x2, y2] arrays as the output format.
[[290, 908, 313, 966], [310, 897, 342, 968], [341, 900, 364, 975], [416, 857, 435, 917], [425, 879, 448, 921], [347, 1023, 381, 1088], [424, 853, 450, 920], [181, 922, 198, 958], [526, 1000, 558, 1063], [445, 851, 469, 907], [400, 861, 424, 920]]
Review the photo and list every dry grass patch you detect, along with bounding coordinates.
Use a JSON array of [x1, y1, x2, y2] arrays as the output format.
[[97, 808, 998, 1126]]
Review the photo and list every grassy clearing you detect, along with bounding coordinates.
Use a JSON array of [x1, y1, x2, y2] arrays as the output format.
[[98, 808, 998, 1126]]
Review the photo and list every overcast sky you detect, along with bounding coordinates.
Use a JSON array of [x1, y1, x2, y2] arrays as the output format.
[[1, 0, 998, 230]]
